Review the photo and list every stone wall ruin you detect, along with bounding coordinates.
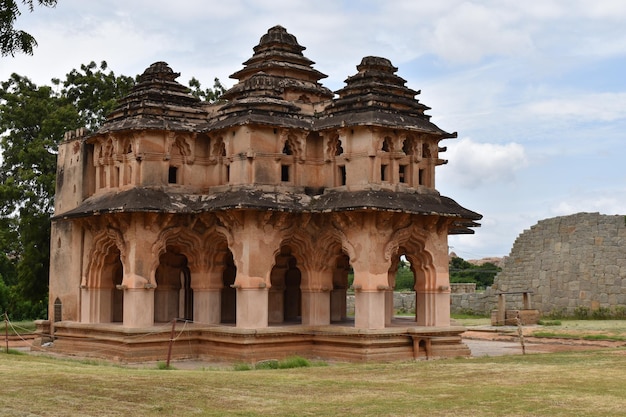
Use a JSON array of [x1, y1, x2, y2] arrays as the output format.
[[451, 212, 626, 316]]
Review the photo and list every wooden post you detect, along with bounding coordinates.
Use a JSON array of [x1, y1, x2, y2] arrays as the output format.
[[497, 294, 506, 325], [166, 319, 176, 369], [4, 312, 8, 354]]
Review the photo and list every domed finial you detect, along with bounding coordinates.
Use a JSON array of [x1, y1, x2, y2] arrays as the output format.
[[138, 62, 180, 83], [356, 56, 398, 74]]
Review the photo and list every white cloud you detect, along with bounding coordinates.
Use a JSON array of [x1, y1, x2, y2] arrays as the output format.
[[527, 92, 626, 122], [550, 194, 626, 217], [439, 138, 528, 188], [429, 2, 534, 64]]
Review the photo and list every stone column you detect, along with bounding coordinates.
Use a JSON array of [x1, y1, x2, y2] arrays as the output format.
[[415, 219, 451, 327], [120, 215, 157, 328], [191, 269, 223, 325], [333, 212, 393, 330], [217, 211, 290, 329], [385, 261, 398, 326], [299, 267, 332, 326]]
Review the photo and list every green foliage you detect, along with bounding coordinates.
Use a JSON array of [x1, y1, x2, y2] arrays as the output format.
[[0, 0, 58, 57], [449, 256, 500, 289], [395, 262, 414, 291], [531, 331, 626, 342], [235, 356, 314, 371], [277, 356, 311, 369], [573, 306, 590, 319], [58, 61, 136, 130], [0, 64, 223, 320], [233, 362, 253, 371], [156, 361, 175, 370], [0, 64, 134, 319], [537, 319, 562, 326], [188, 77, 226, 103]]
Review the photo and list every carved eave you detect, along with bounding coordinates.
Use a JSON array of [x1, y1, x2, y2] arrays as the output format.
[[53, 186, 481, 231]]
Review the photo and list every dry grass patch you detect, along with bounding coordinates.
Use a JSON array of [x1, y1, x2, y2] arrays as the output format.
[[1, 349, 626, 416]]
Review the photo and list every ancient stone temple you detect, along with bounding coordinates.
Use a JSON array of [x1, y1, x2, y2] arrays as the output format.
[[45, 26, 481, 362]]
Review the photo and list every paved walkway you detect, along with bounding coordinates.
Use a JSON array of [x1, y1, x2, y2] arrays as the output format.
[[464, 338, 530, 356]]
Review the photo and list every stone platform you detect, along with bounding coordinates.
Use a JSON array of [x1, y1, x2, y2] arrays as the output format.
[[34, 318, 470, 363]]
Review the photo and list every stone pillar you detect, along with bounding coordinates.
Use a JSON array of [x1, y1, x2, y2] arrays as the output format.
[[218, 211, 290, 329], [414, 218, 452, 327], [119, 215, 157, 328], [385, 263, 397, 326], [123, 289, 154, 327], [236, 288, 269, 328], [302, 290, 330, 325], [193, 289, 220, 324], [354, 287, 387, 329], [333, 213, 393, 330], [82, 288, 112, 323], [330, 287, 347, 322], [191, 270, 223, 324], [268, 285, 285, 324]]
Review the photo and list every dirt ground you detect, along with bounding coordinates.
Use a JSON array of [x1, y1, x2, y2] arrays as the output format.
[[462, 326, 626, 356]]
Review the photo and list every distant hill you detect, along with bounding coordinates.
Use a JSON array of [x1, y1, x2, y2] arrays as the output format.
[[449, 252, 506, 268]]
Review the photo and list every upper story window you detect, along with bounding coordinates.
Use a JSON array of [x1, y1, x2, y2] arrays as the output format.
[[282, 141, 293, 155], [382, 137, 392, 152]]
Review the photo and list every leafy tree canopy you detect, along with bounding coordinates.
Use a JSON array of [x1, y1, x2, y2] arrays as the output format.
[[1, 0, 58, 57], [0, 61, 134, 317], [449, 256, 500, 289], [0, 62, 224, 319], [188, 77, 226, 103]]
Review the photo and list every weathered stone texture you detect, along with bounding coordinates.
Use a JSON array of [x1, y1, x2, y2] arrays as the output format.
[[452, 213, 626, 315]]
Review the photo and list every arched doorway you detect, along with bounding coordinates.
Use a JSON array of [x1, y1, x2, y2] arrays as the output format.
[[331, 253, 351, 323], [111, 256, 123, 323], [393, 243, 436, 326], [269, 247, 302, 324], [220, 251, 237, 324], [154, 247, 192, 323]]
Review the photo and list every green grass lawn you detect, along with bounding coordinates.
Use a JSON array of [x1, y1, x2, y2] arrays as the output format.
[[1, 349, 626, 416], [2, 320, 36, 335]]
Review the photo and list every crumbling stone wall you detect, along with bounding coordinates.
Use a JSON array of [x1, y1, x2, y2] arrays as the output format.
[[452, 213, 626, 316]]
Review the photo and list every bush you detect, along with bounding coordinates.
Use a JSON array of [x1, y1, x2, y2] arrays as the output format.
[[278, 356, 310, 369], [573, 306, 590, 319], [235, 356, 314, 371], [591, 307, 612, 320], [233, 362, 253, 371], [537, 319, 561, 326]]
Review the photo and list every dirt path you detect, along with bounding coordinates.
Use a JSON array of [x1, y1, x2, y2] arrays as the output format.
[[463, 327, 626, 356]]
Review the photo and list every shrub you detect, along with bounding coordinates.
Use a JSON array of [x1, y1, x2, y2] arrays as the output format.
[[537, 319, 561, 326], [233, 362, 253, 371], [156, 361, 175, 370], [278, 356, 310, 369], [573, 306, 590, 319], [591, 307, 612, 320]]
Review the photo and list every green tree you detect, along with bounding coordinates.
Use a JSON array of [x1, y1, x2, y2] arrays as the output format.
[[58, 61, 135, 130], [0, 63, 134, 318], [0, 62, 225, 319], [1, 0, 58, 57], [449, 256, 500, 289], [188, 77, 226, 102]]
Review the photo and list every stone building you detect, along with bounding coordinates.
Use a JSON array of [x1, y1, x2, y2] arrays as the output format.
[[451, 212, 626, 316], [46, 26, 480, 362]]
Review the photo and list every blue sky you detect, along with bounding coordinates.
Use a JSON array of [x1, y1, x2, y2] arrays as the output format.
[[1, 0, 625, 258]]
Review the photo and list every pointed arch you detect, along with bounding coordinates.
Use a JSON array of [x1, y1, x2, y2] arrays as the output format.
[[84, 227, 127, 288], [150, 227, 204, 285]]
